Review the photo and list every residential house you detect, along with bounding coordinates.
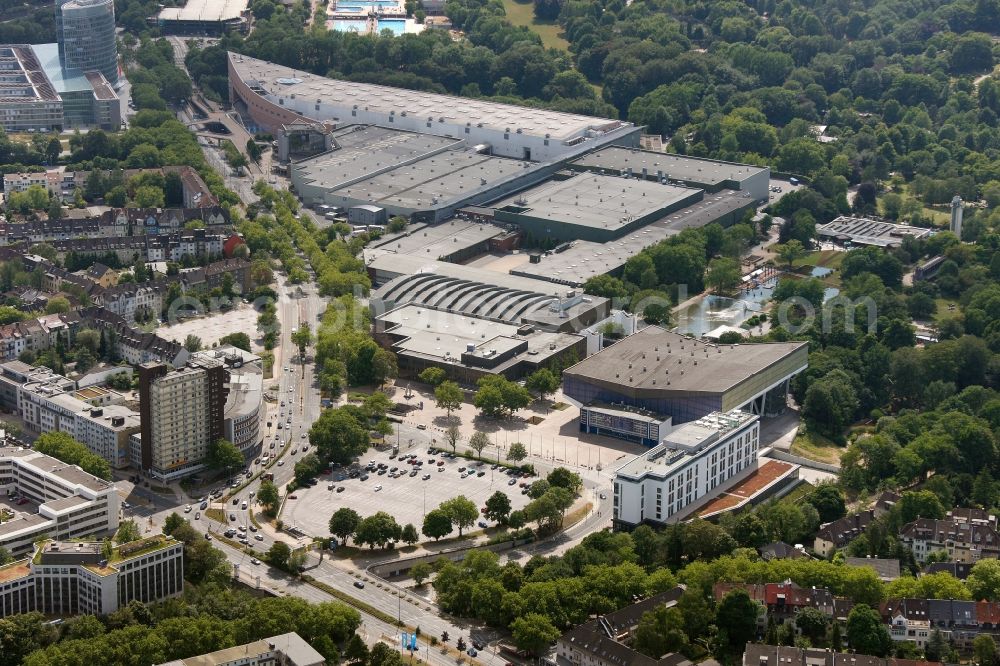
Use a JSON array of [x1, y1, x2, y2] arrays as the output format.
[[882, 599, 931, 649], [928, 599, 978, 650], [743, 643, 942, 666], [899, 518, 1000, 563], [814, 511, 875, 557], [557, 586, 693, 666], [923, 562, 973, 580]]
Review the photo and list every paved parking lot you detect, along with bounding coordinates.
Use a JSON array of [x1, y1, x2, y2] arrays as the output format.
[[157, 304, 260, 349], [281, 449, 535, 540]]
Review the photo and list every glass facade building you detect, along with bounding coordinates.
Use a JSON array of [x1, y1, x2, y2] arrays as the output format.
[[57, 0, 119, 86]]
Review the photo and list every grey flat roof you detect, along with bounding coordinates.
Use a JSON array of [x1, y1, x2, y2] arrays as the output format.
[[293, 126, 459, 190], [512, 189, 753, 286], [330, 151, 532, 210], [158, 0, 248, 21], [157, 632, 324, 666], [367, 219, 507, 261], [565, 326, 807, 394], [2, 448, 113, 493], [817, 216, 932, 247], [368, 253, 566, 294], [378, 303, 580, 366], [230, 53, 628, 141], [573, 146, 769, 185], [493, 173, 698, 230], [0, 513, 49, 538]]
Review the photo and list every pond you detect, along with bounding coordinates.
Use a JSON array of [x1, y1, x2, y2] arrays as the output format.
[[673, 271, 839, 337]]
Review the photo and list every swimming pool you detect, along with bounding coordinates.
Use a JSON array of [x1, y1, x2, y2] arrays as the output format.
[[377, 18, 406, 34], [333, 19, 366, 31], [336, 0, 400, 9]]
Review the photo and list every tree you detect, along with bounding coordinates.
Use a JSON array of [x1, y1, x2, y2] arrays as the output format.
[[547, 467, 582, 493], [246, 139, 263, 163], [475, 375, 531, 418], [716, 590, 759, 654], [970, 559, 1000, 601], [133, 185, 165, 209], [926, 629, 949, 662], [806, 484, 846, 523], [169, 522, 228, 584], [510, 613, 560, 655], [485, 491, 512, 524], [507, 442, 527, 462], [410, 562, 433, 585], [525, 369, 560, 404], [401, 523, 419, 546], [422, 509, 454, 540], [219, 332, 252, 352], [846, 605, 893, 657], [527, 479, 550, 499], [445, 425, 461, 454], [434, 381, 463, 419], [419, 367, 446, 386], [45, 297, 70, 314], [163, 513, 185, 535], [291, 324, 313, 358], [440, 496, 478, 536], [795, 606, 829, 642], [707, 257, 740, 294], [266, 541, 291, 569], [354, 512, 402, 549], [115, 519, 141, 544], [309, 407, 371, 464], [33, 431, 110, 480], [47, 197, 62, 221], [469, 431, 490, 459], [206, 439, 243, 472], [293, 453, 323, 485], [775, 240, 806, 268], [184, 334, 202, 352], [257, 480, 280, 516], [634, 606, 688, 658], [974, 634, 997, 666], [344, 634, 369, 664], [329, 508, 362, 546]]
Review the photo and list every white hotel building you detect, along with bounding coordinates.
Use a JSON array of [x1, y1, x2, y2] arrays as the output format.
[[612, 410, 759, 528], [0, 446, 120, 556]]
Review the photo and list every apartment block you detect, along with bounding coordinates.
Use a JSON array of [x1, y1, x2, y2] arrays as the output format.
[[138, 356, 227, 482]]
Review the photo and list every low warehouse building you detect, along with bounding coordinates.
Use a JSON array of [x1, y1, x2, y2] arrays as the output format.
[[570, 146, 771, 203], [374, 304, 586, 383]]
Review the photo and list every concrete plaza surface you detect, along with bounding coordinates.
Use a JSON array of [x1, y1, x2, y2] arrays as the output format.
[[281, 448, 534, 539]]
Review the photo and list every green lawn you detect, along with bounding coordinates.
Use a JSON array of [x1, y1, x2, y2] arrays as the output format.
[[934, 297, 960, 322], [790, 431, 843, 465], [796, 250, 845, 270], [501, 0, 570, 51]]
